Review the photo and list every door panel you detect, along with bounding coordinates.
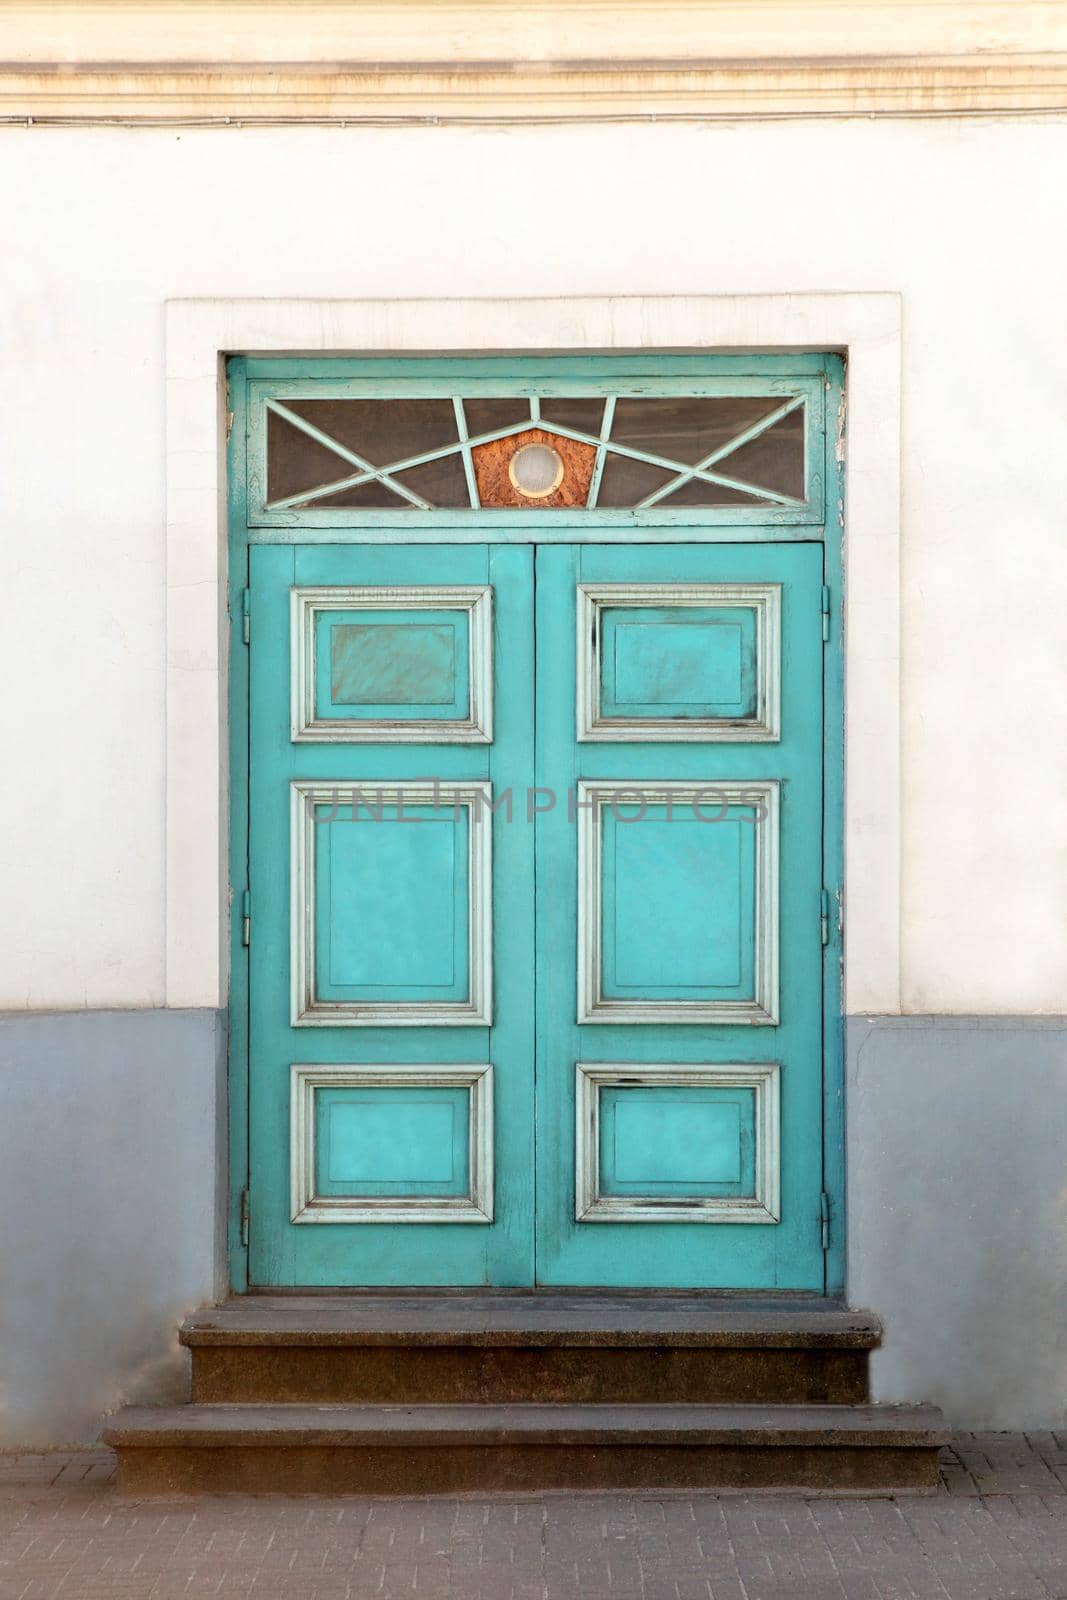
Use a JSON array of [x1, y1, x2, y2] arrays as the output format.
[[577, 582, 780, 741], [290, 583, 493, 743], [248, 543, 534, 1285], [577, 778, 778, 1025], [291, 778, 492, 1027], [247, 538, 824, 1289], [534, 543, 824, 1288]]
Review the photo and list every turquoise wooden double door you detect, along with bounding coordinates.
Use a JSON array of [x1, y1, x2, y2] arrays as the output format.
[[248, 538, 826, 1288]]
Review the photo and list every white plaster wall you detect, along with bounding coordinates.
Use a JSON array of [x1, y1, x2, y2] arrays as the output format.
[[2, 118, 1067, 1013]]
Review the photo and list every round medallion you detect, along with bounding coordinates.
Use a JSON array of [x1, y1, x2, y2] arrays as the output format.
[[508, 442, 565, 499]]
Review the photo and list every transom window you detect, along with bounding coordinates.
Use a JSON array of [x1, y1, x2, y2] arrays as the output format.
[[238, 358, 833, 530]]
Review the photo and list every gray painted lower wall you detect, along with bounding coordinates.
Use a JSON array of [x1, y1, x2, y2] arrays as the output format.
[[0, 1009, 1062, 1443], [0, 1009, 227, 1447], [847, 1016, 1067, 1430]]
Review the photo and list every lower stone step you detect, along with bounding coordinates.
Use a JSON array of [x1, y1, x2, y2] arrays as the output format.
[[104, 1401, 948, 1495]]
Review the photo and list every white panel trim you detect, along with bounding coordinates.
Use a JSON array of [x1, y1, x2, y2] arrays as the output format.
[[164, 292, 901, 1015], [289, 779, 493, 1026], [576, 582, 780, 742], [575, 1061, 780, 1224], [290, 1061, 494, 1224], [290, 584, 493, 743], [576, 779, 779, 1026]]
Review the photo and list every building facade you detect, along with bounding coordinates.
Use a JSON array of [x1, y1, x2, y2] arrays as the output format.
[[1, 2, 1065, 1449]]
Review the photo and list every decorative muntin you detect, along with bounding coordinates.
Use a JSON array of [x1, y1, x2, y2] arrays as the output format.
[[246, 373, 825, 528]]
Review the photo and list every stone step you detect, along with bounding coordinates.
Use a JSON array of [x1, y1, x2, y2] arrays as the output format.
[[104, 1401, 948, 1495], [181, 1294, 880, 1406]]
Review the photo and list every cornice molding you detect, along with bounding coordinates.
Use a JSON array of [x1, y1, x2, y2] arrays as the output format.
[[4, 3, 1067, 121], [6, 62, 1067, 124]]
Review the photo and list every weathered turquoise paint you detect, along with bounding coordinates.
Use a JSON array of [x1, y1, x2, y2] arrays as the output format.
[[227, 367, 251, 1292], [601, 804, 756, 1002], [314, 1085, 471, 1198], [229, 353, 845, 1293], [318, 611, 468, 720], [314, 802, 470, 1003], [535, 543, 825, 1288], [601, 606, 758, 721], [598, 1086, 757, 1199], [242, 357, 826, 534], [821, 357, 846, 1295], [247, 543, 535, 1286]]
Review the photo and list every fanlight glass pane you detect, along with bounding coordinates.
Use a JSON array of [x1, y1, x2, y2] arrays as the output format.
[[655, 409, 805, 505], [611, 396, 784, 465], [539, 397, 609, 434], [597, 456, 680, 507], [389, 456, 471, 506], [462, 398, 531, 435], [267, 408, 366, 504], [267, 398, 458, 505], [263, 390, 808, 510], [307, 480, 408, 509]]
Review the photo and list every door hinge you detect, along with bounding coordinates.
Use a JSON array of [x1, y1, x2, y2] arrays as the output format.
[[240, 1187, 250, 1248], [820, 1190, 831, 1251], [821, 584, 831, 643], [241, 889, 251, 947], [820, 888, 830, 946], [241, 588, 251, 645]]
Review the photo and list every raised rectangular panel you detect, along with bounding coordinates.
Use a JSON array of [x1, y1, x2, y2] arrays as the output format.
[[319, 810, 467, 997], [611, 618, 748, 711], [601, 1089, 750, 1190], [290, 585, 492, 742], [291, 1063, 493, 1223], [318, 1089, 469, 1191], [575, 1062, 780, 1223], [577, 583, 780, 742], [606, 818, 750, 993], [330, 621, 460, 706], [291, 781, 492, 1026], [576, 780, 778, 1025]]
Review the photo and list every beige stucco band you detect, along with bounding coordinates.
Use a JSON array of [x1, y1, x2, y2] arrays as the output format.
[[7, 2, 1067, 120], [163, 293, 902, 1015]]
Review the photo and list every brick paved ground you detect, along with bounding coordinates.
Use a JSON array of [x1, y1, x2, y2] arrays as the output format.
[[0, 1434, 1063, 1599]]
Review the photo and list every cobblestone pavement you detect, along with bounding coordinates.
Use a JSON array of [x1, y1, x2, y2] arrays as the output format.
[[0, 1434, 1063, 1599]]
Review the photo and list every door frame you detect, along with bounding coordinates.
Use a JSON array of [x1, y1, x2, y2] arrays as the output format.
[[161, 292, 903, 1302], [224, 346, 847, 1295]]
